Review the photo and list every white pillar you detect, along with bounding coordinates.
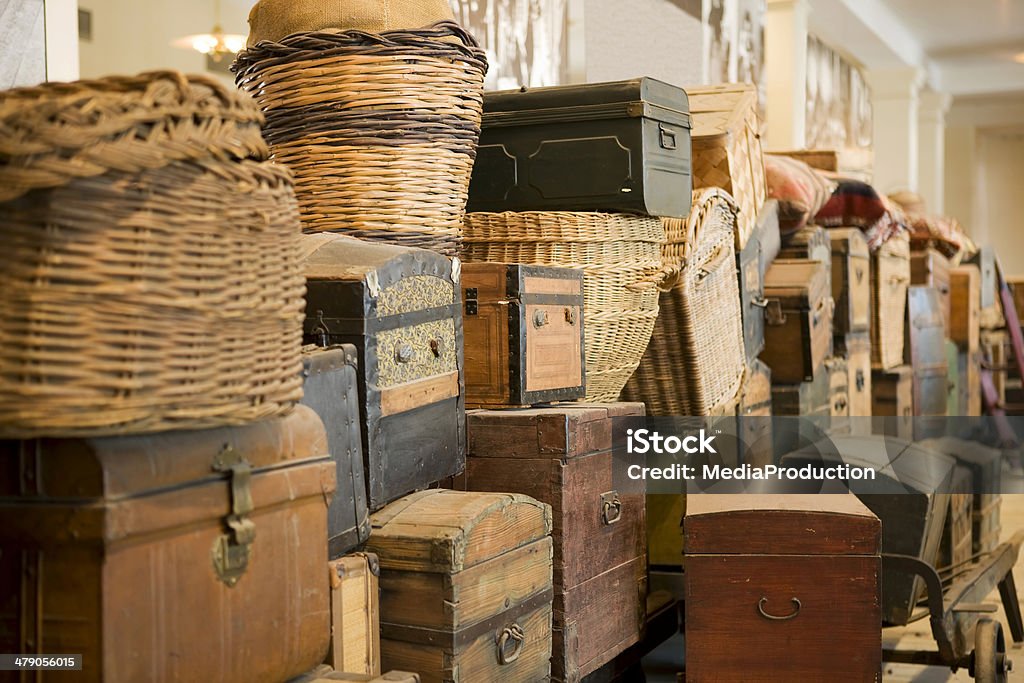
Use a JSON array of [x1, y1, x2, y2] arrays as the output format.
[[864, 67, 925, 194], [917, 91, 952, 214], [765, 0, 809, 150], [44, 0, 80, 82]]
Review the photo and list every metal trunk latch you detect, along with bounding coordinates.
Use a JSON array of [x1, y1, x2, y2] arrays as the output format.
[[465, 288, 479, 316], [211, 445, 255, 587]]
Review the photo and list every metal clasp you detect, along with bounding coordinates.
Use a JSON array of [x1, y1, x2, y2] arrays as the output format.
[[211, 445, 255, 587], [659, 123, 678, 150], [601, 491, 622, 525]]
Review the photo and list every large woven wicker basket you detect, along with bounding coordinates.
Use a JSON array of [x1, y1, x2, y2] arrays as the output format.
[[0, 71, 306, 438], [462, 212, 665, 402], [687, 84, 767, 251], [622, 188, 746, 415], [234, 21, 487, 257]]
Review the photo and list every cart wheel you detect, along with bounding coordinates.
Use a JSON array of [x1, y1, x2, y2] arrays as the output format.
[[970, 618, 1011, 683]]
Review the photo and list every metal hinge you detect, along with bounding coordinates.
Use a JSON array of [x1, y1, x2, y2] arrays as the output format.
[[211, 445, 255, 587]]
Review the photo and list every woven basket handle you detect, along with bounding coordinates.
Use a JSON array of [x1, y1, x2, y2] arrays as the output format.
[[695, 245, 731, 284]]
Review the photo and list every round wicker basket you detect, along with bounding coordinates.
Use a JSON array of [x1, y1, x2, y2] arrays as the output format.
[[462, 212, 666, 402], [0, 71, 306, 437], [234, 21, 487, 257]]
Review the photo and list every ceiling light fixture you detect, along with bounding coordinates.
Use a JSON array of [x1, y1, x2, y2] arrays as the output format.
[[171, 0, 246, 61]]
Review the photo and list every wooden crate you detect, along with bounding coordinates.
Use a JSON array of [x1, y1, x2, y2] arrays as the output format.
[[328, 553, 381, 677], [829, 228, 871, 337], [950, 265, 981, 352], [938, 466, 974, 570], [871, 233, 911, 369], [973, 496, 1002, 556]]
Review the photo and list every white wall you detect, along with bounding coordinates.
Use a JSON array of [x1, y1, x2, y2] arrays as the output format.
[[976, 129, 1024, 278], [581, 0, 703, 88]]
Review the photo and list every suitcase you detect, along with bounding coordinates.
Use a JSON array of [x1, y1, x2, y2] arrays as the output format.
[[467, 78, 693, 217], [950, 265, 981, 351], [781, 435, 954, 626], [461, 263, 585, 408], [0, 407, 335, 683], [684, 494, 882, 682], [736, 202, 781, 365], [302, 345, 371, 557], [911, 248, 952, 333], [969, 246, 1004, 330], [872, 365, 914, 440], [871, 233, 911, 370], [687, 84, 767, 249], [328, 553, 381, 677], [778, 225, 833, 287], [365, 490, 554, 683], [458, 404, 647, 682], [302, 234, 466, 511], [937, 465, 973, 570], [761, 258, 833, 383], [906, 287, 949, 439], [738, 359, 774, 468], [835, 332, 873, 420], [827, 356, 851, 435], [829, 228, 871, 337]]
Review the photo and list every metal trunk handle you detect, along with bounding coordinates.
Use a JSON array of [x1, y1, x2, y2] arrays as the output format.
[[496, 624, 525, 665], [757, 597, 801, 621]]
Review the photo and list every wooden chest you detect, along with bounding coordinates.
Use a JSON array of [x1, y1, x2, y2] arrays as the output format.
[[872, 365, 914, 441], [960, 349, 983, 416], [366, 490, 554, 683], [871, 233, 911, 370], [829, 228, 871, 337], [736, 201, 781, 365], [827, 356, 851, 435], [687, 83, 767, 249], [684, 494, 882, 682], [328, 553, 381, 677], [761, 258, 833, 383], [906, 287, 949, 439], [461, 263, 585, 407], [974, 496, 1002, 555], [778, 225, 833, 287], [771, 364, 830, 418], [950, 265, 981, 351], [911, 248, 952, 333], [739, 359, 773, 468], [970, 246, 1004, 329], [302, 345, 371, 558], [938, 465, 974, 571], [0, 407, 335, 683], [1008, 277, 1024, 324], [302, 235, 465, 511], [981, 329, 1009, 407], [459, 404, 647, 682], [946, 340, 961, 416], [835, 332, 873, 419]]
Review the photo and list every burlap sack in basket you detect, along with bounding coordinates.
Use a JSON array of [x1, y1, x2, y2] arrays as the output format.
[[234, 22, 487, 257], [247, 0, 456, 45], [462, 212, 666, 402], [622, 188, 746, 416], [0, 71, 306, 438]]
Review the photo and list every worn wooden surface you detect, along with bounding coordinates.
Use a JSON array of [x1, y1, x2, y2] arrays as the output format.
[[949, 265, 981, 352], [906, 286, 950, 423], [911, 248, 952, 333], [829, 228, 871, 336], [871, 236, 911, 370], [329, 553, 381, 676], [836, 332, 873, 419], [761, 258, 833, 383]]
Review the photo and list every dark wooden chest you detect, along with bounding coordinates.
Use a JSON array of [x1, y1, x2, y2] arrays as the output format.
[[0, 408, 335, 683], [761, 258, 833, 383], [829, 228, 871, 336], [468, 78, 693, 218], [461, 263, 585, 407], [301, 345, 371, 558], [458, 404, 647, 682], [684, 494, 882, 682], [302, 235, 466, 511]]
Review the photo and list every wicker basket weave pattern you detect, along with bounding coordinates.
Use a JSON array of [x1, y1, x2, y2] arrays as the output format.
[[623, 188, 746, 415], [0, 72, 305, 437], [462, 212, 665, 402], [234, 22, 487, 257]]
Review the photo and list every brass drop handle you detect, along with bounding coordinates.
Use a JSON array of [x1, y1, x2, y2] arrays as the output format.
[[752, 296, 769, 308], [430, 339, 441, 358], [496, 623, 525, 665], [601, 491, 622, 525], [757, 597, 801, 621], [533, 310, 549, 328], [564, 308, 577, 325]]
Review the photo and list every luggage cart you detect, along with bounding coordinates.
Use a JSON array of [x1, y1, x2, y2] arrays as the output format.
[[882, 530, 1024, 682]]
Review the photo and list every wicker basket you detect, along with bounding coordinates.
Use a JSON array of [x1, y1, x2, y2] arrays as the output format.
[[623, 189, 746, 415], [462, 212, 665, 402], [687, 84, 767, 251], [234, 21, 487, 257], [0, 72, 305, 437]]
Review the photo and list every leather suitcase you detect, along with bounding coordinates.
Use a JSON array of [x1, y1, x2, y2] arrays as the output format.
[[461, 263, 585, 407], [906, 287, 949, 439], [835, 332, 873, 420], [911, 248, 952, 333], [950, 265, 981, 351], [684, 494, 882, 682], [761, 258, 833, 383], [736, 202, 781, 365], [871, 233, 911, 370], [937, 465, 973, 570], [829, 228, 871, 336], [778, 225, 833, 287], [328, 553, 381, 677], [458, 404, 647, 682], [302, 345, 371, 557], [366, 490, 554, 683], [738, 359, 773, 468], [968, 246, 1004, 330], [687, 84, 767, 249], [827, 356, 851, 435], [781, 435, 954, 626], [872, 365, 914, 440], [467, 78, 693, 217], [302, 235, 466, 511], [0, 407, 335, 683]]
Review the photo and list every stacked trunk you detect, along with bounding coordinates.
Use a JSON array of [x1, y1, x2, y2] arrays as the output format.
[[905, 286, 949, 438], [950, 265, 983, 415], [829, 229, 873, 424]]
